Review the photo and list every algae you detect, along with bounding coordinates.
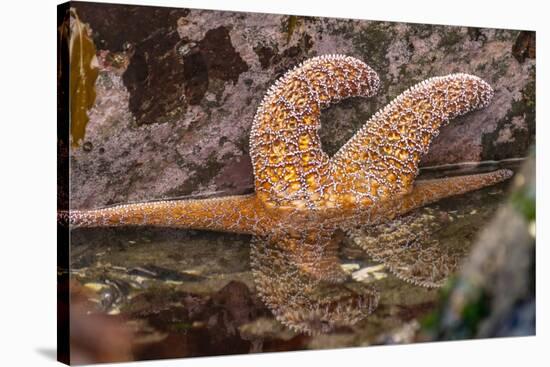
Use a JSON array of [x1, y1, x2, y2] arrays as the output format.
[[68, 8, 99, 147]]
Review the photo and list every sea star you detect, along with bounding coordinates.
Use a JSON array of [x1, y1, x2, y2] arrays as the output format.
[[67, 55, 512, 334]]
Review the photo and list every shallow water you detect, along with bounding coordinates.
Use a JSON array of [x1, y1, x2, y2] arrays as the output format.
[[68, 165, 515, 360]]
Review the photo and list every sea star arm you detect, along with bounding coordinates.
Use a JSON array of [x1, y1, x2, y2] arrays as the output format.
[[394, 169, 513, 216], [249, 55, 380, 209], [66, 194, 270, 235], [330, 74, 494, 207], [347, 169, 512, 226]]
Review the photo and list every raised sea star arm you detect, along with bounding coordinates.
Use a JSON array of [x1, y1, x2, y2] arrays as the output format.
[[249, 55, 380, 209], [66, 194, 271, 235], [330, 74, 495, 207]]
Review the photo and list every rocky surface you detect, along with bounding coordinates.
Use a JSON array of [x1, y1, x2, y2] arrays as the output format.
[[69, 2, 535, 209]]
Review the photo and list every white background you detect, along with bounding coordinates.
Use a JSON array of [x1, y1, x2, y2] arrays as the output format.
[[0, 0, 546, 365]]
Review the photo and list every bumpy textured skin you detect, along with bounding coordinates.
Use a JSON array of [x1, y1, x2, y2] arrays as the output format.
[[67, 55, 512, 334], [250, 55, 380, 209], [331, 74, 495, 208], [68, 194, 270, 234]]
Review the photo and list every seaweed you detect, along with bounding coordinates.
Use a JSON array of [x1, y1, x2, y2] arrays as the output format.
[[67, 8, 99, 146]]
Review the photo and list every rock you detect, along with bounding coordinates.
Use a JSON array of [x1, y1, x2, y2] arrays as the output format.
[[239, 317, 296, 342], [63, 280, 134, 364], [375, 320, 420, 345], [67, 3, 534, 208], [352, 264, 388, 283]]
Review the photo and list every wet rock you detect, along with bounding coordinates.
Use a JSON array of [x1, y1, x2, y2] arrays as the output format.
[[512, 31, 536, 63], [127, 281, 270, 359], [73, 2, 191, 127], [210, 281, 265, 329], [64, 280, 134, 364], [122, 29, 188, 126], [127, 264, 205, 282], [239, 317, 296, 342]]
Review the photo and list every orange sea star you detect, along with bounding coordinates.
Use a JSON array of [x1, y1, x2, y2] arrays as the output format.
[[67, 55, 512, 333]]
